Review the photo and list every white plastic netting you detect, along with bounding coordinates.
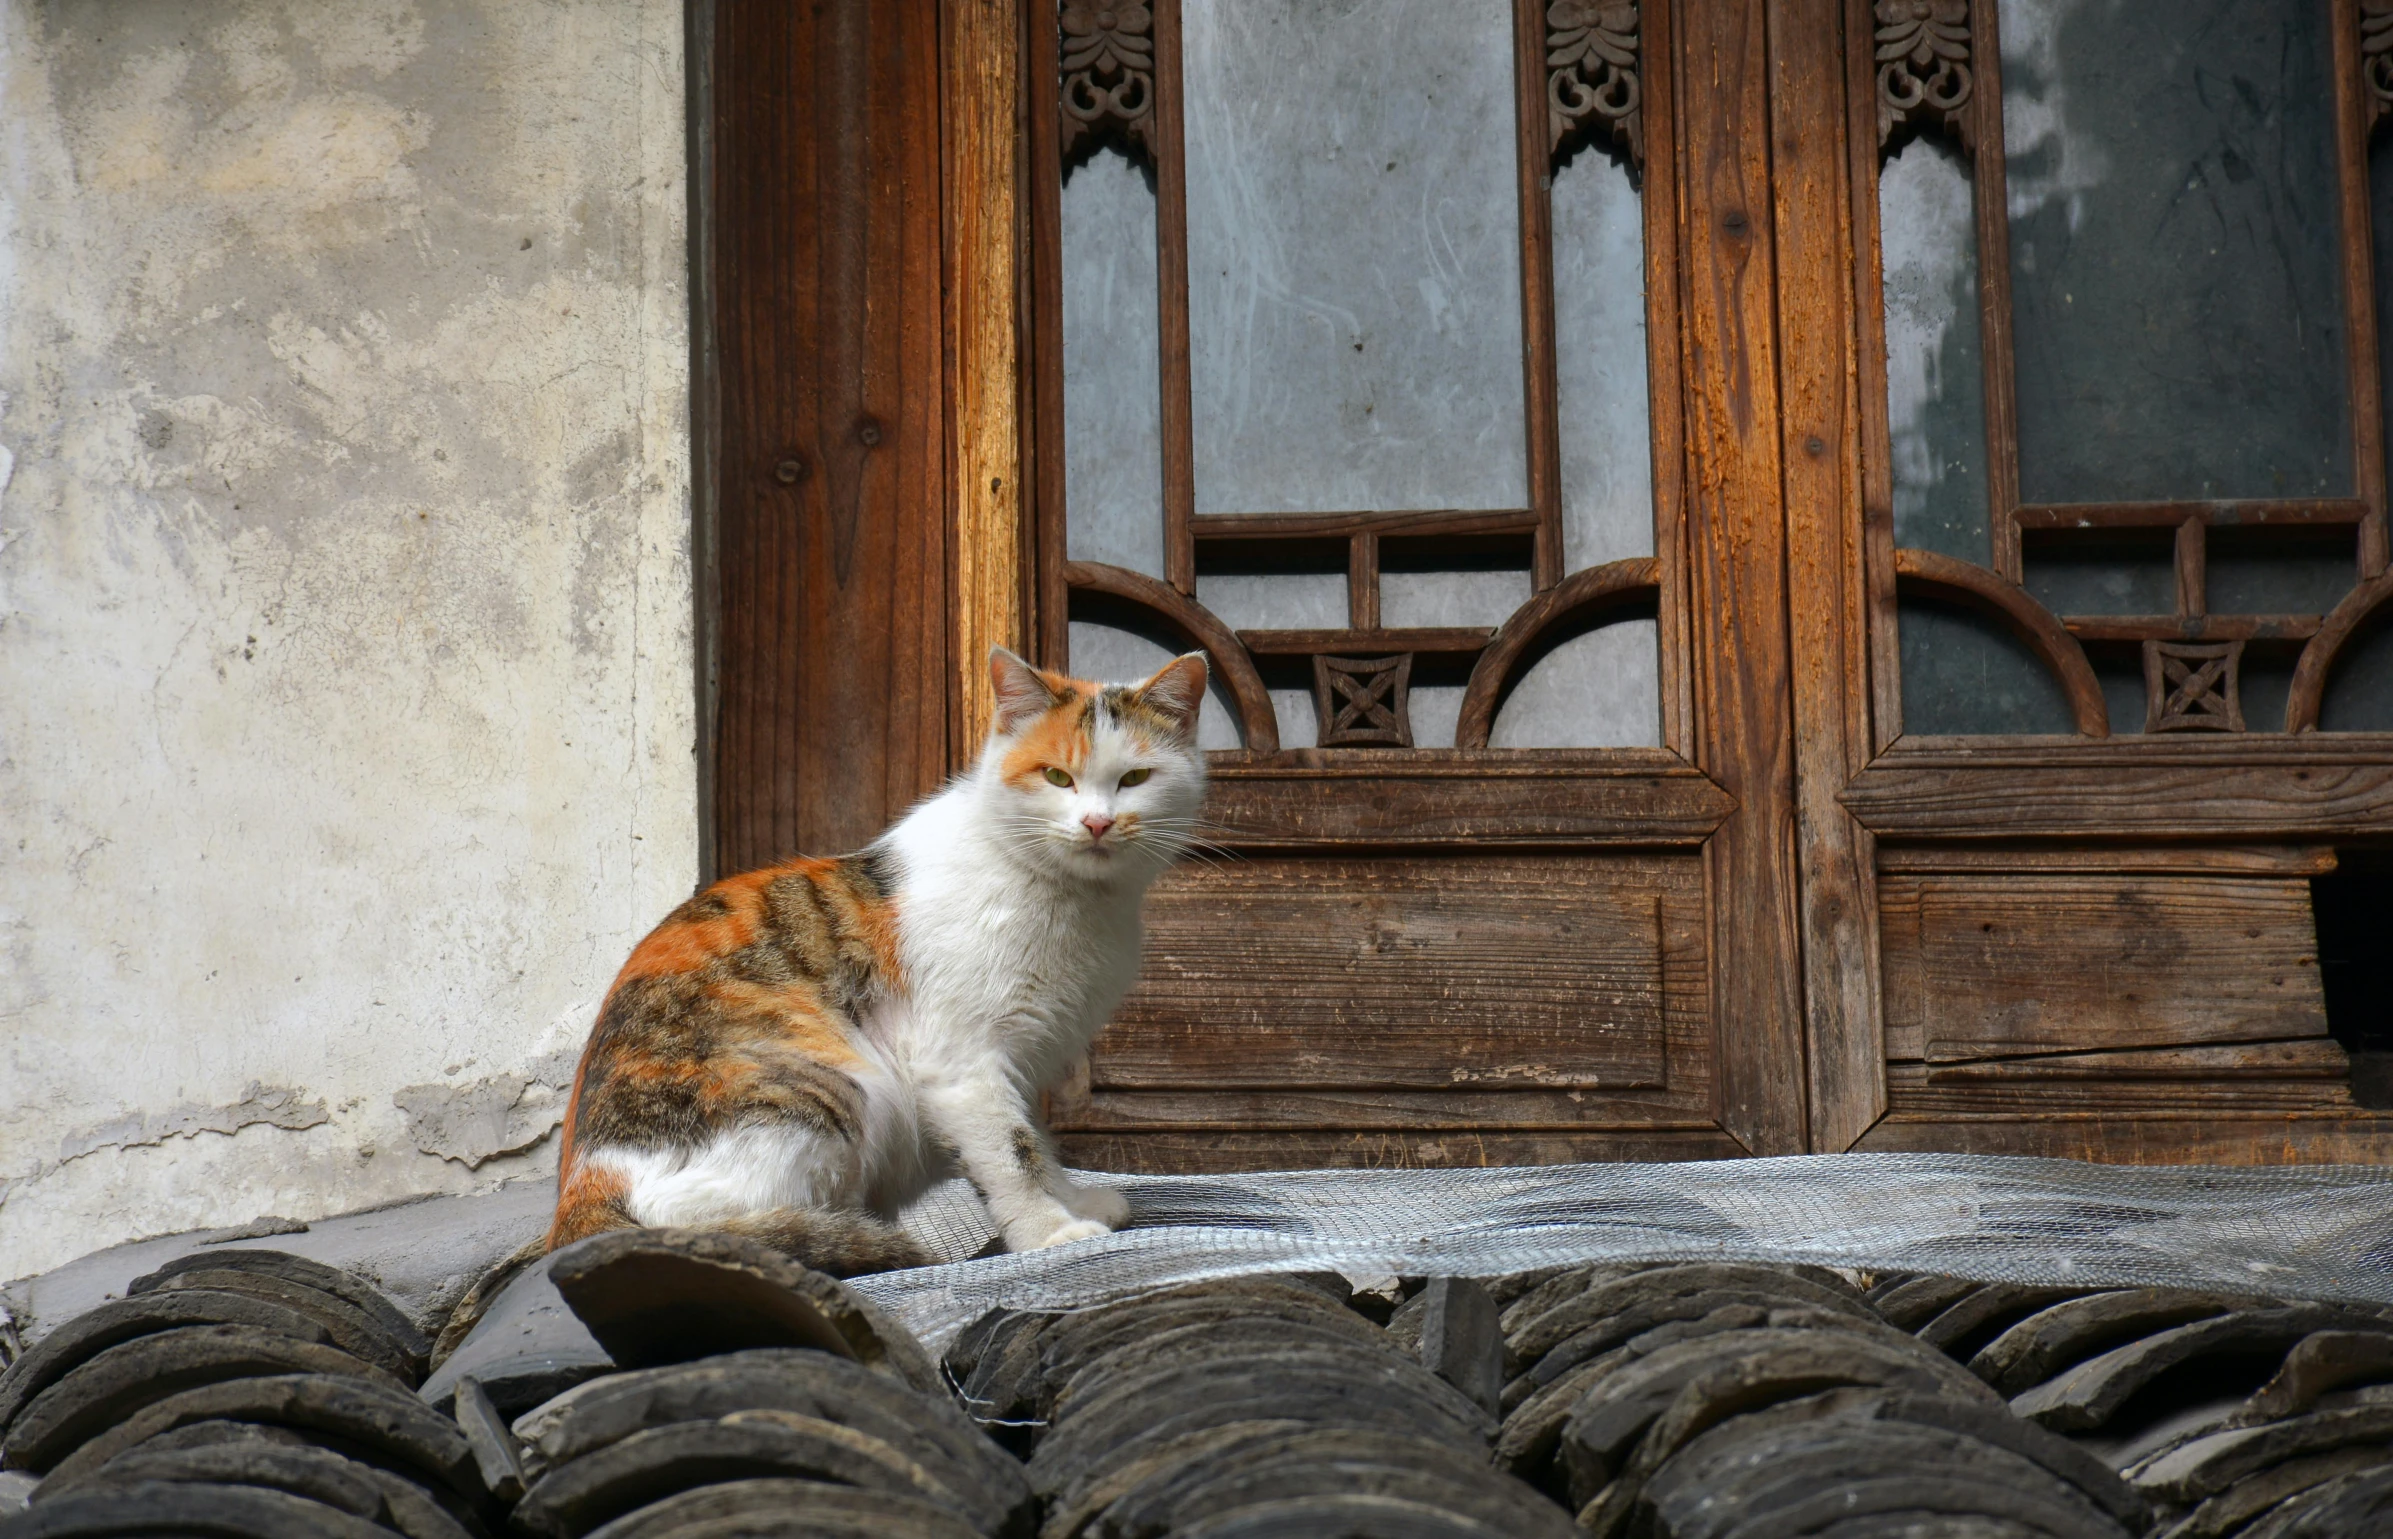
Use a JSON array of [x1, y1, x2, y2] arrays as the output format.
[[859, 1154, 2393, 1351]]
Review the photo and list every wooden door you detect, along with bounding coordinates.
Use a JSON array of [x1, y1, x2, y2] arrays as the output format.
[[699, 0, 2393, 1171], [1020, 0, 1816, 1168], [1811, 0, 2393, 1160]]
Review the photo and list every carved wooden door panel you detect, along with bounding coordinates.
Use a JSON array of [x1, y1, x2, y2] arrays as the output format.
[[1025, 0, 1818, 1168], [1809, 0, 2393, 1161]]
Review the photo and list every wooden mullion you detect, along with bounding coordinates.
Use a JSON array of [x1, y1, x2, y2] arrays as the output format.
[[1346, 532, 1380, 630], [1673, 0, 1808, 1155], [1242, 627, 1487, 656], [1847, 0, 1905, 755], [1772, 0, 1886, 1152], [1152, 0, 1197, 595], [945, 0, 1028, 754], [1513, 0, 1566, 591], [1193, 508, 1540, 541], [2175, 516, 2208, 620], [2333, 0, 2390, 578], [2016, 499, 2370, 529], [1026, 0, 1070, 667], [2066, 614, 2321, 644], [1968, 0, 2025, 581], [1641, 0, 1695, 758]]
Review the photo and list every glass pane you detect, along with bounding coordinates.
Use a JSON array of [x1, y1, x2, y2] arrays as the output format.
[[1063, 151, 1167, 578], [1898, 598, 2074, 735], [1881, 137, 1990, 560], [1182, 0, 1527, 514], [1194, 572, 1346, 630], [1999, 0, 2350, 503], [2208, 526, 2356, 615], [2377, 137, 2393, 507], [1380, 569, 1532, 629], [1552, 153, 1654, 571], [2022, 531, 2175, 616], [1068, 621, 1242, 749], [1409, 685, 1464, 749], [1489, 621, 1663, 748], [2320, 620, 2393, 731], [2240, 647, 2298, 734]]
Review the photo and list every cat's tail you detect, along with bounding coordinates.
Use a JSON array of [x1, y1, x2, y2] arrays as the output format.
[[717, 1207, 933, 1278], [548, 1171, 928, 1279]]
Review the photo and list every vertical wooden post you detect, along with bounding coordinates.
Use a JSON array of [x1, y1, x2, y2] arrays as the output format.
[[709, 0, 949, 870], [1671, 0, 1809, 1154], [945, 0, 1030, 757], [1771, 0, 1885, 1152]]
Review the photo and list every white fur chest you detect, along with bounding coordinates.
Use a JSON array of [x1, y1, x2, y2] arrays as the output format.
[[883, 794, 1150, 1089]]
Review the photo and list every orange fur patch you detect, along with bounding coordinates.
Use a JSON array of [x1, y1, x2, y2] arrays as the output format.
[[547, 1159, 630, 1250], [612, 870, 768, 985], [999, 691, 1096, 788]]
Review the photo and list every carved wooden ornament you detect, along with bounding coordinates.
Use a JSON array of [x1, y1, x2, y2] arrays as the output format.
[[1876, 0, 1973, 154], [2367, 0, 2393, 135], [1546, 1, 1642, 171], [1059, 1, 1156, 166], [1313, 654, 1414, 748], [2144, 639, 2246, 733]]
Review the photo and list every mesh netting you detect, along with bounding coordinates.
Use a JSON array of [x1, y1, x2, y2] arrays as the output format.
[[860, 1154, 2393, 1350]]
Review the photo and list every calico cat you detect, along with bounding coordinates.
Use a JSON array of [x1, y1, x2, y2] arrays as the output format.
[[546, 647, 1211, 1274]]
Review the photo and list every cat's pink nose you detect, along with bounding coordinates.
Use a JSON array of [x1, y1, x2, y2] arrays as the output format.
[[1081, 812, 1115, 841]]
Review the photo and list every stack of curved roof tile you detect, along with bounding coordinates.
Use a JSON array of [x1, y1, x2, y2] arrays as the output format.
[[8, 1242, 2393, 1537]]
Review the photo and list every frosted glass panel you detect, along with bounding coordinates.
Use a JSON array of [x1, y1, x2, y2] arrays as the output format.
[[1489, 622, 1662, 748], [1998, 0, 2349, 502], [1194, 572, 1346, 631], [1408, 685, 1464, 750], [1272, 688, 1320, 749], [1182, 0, 1527, 514], [1068, 621, 1241, 749], [1381, 569, 1532, 630], [1899, 600, 2074, 736], [1552, 153, 1653, 571], [1063, 152, 1167, 578], [1880, 137, 1988, 561]]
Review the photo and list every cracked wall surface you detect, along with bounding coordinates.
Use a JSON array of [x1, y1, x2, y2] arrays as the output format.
[[0, 0, 695, 1280]]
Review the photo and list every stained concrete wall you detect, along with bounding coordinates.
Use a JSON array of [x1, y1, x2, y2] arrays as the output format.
[[0, 0, 694, 1281]]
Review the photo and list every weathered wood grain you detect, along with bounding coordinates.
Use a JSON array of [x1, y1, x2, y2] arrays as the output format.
[[710, 0, 948, 868], [1770, 0, 1885, 1152], [1196, 758, 1732, 846], [1857, 1113, 2393, 1163], [1054, 1129, 1756, 1174], [943, 0, 1028, 755], [1844, 756, 2393, 838], [1672, 0, 1807, 1154], [1910, 874, 2327, 1061], [1091, 855, 1695, 1092]]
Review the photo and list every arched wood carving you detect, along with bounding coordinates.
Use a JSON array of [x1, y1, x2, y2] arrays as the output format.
[[1454, 557, 1661, 749], [2366, 0, 2393, 134], [1875, 0, 1972, 154], [1893, 548, 2110, 737], [2285, 567, 2393, 732], [1059, 1, 1155, 167], [1063, 559, 1280, 752], [1546, 1, 1642, 171]]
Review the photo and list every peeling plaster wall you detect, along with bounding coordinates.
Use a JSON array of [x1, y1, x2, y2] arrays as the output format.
[[0, 0, 695, 1280]]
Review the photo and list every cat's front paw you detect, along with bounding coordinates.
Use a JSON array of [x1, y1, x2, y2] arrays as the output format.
[[1061, 1182, 1131, 1230], [1007, 1215, 1113, 1250]]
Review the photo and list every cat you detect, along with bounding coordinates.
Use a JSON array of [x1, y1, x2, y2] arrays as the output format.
[[545, 646, 1211, 1274]]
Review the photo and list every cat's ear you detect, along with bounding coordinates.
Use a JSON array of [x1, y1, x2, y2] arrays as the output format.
[[989, 647, 1063, 734], [1135, 652, 1210, 740]]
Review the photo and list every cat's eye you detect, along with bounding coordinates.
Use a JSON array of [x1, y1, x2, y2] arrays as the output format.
[[1043, 767, 1074, 788], [1118, 768, 1152, 788]]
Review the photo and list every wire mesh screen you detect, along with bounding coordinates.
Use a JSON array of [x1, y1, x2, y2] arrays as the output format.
[[863, 1154, 2393, 1351]]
